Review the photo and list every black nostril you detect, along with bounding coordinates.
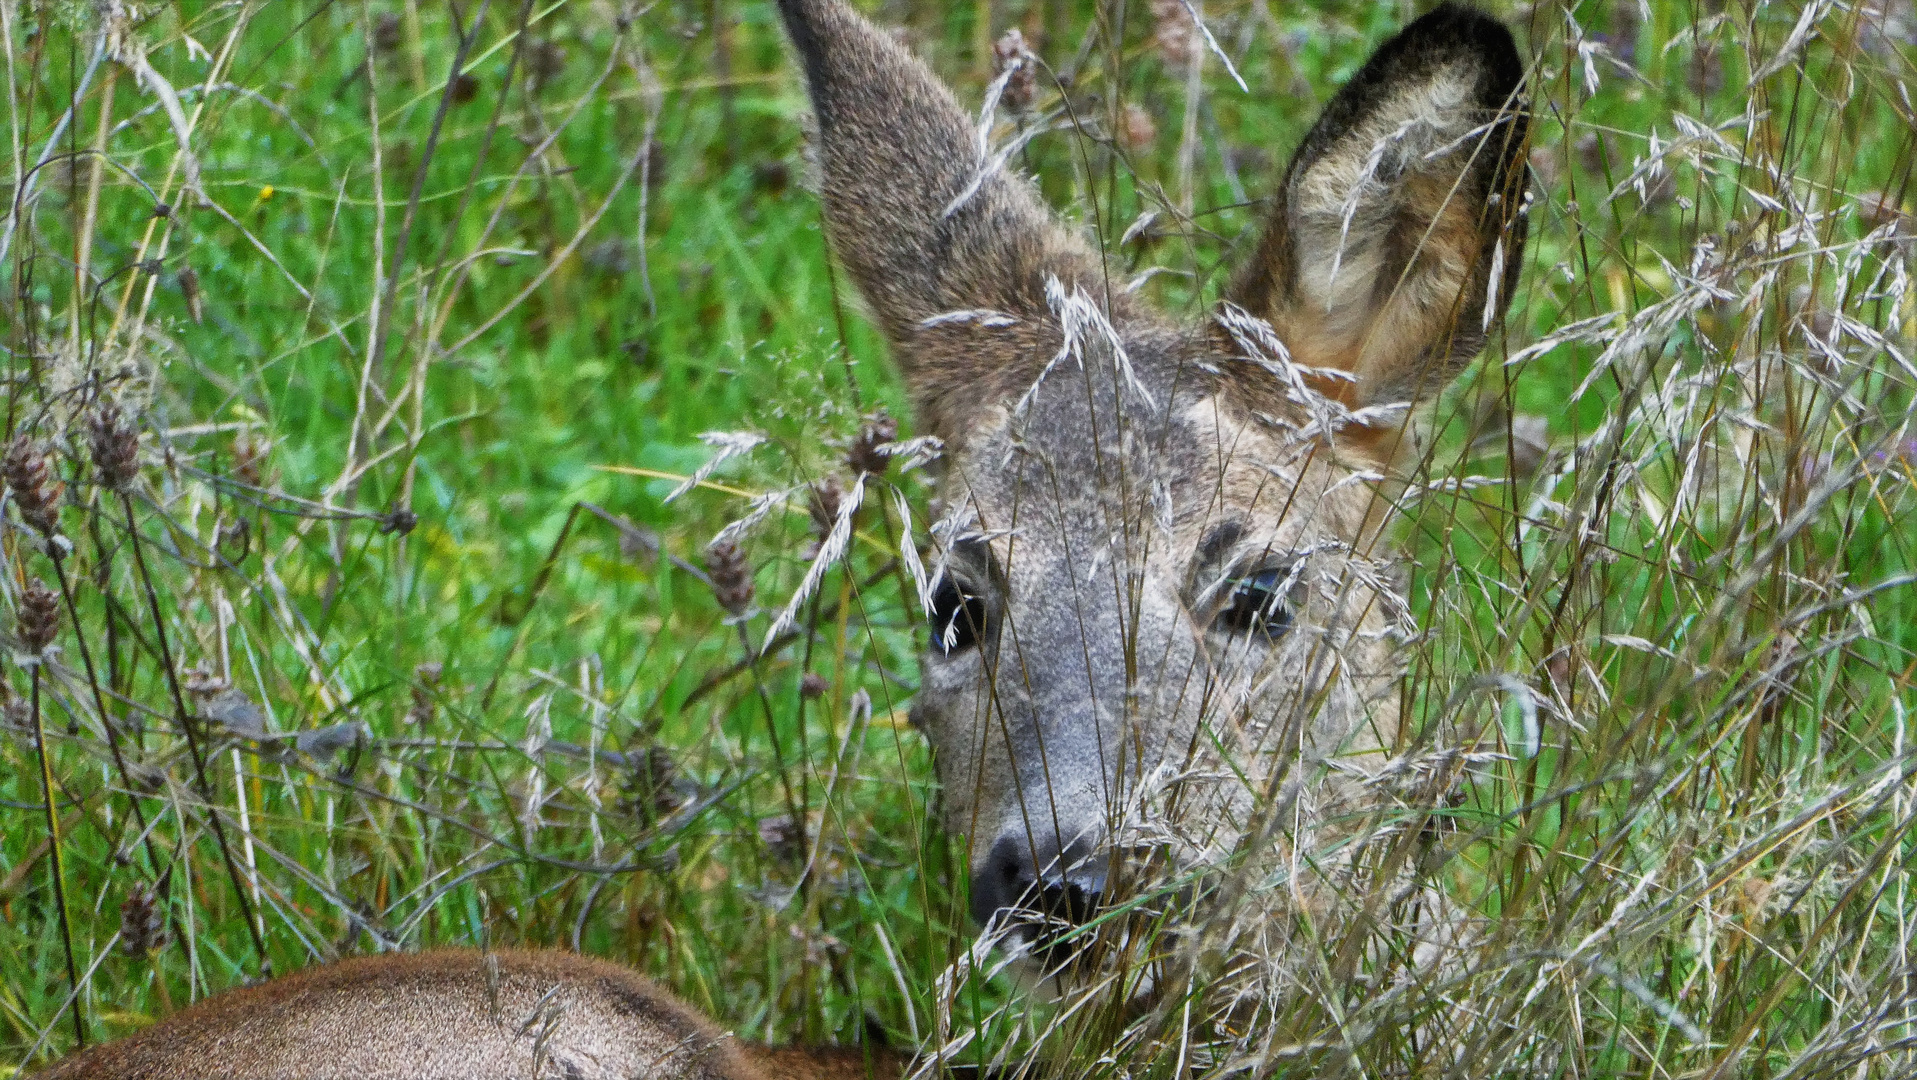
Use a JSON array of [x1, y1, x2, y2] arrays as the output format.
[[970, 834, 1106, 934], [970, 834, 1034, 930], [1035, 880, 1100, 928]]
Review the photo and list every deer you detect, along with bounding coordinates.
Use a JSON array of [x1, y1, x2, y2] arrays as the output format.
[[772, 0, 1529, 1004], [32, 949, 911, 1079]]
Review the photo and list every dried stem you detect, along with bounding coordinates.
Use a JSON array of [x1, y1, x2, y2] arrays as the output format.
[[117, 489, 267, 973], [29, 664, 86, 1050], [46, 552, 164, 876]]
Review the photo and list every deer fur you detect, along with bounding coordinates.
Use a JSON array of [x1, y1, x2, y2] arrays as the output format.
[[775, 0, 1529, 991], [33, 950, 908, 1080]]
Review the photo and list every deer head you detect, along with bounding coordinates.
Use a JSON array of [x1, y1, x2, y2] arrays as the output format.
[[775, 0, 1528, 976]]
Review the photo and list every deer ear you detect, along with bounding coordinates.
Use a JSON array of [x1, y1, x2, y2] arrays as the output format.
[[777, 0, 1102, 441], [1227, 3, 1529, 415]]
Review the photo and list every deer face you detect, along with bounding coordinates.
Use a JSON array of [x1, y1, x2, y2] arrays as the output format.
[[774, 0, 1528, 968], [911, 373, 1409, 956]]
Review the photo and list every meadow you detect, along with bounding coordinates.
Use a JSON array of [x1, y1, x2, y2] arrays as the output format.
[[3, 0, 1916, 1076]]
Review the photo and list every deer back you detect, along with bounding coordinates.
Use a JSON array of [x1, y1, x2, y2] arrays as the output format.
[[34, 950, 904, 1080]]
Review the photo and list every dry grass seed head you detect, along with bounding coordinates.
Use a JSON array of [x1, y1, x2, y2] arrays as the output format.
[[118, 884, 168, 957], [704, 539, 755, 617], [89, 403, 140, 492], [4, 436, 63, 537], [16, 580, 61, 656]]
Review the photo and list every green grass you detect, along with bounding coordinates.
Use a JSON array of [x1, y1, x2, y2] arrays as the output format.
[[4, 0, 1917, 1076]]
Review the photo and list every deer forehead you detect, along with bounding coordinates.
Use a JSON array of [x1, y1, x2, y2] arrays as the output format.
[[1174, 394, 1382, 533], [936, 391, 1378, 592]]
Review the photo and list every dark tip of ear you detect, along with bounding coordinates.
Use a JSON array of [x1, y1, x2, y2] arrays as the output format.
[[1326, 3, 1533, 134], [1429, 3, 1525, 83], [1370, 3, 1526, 110]]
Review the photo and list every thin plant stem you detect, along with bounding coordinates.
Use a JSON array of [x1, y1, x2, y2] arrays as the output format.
[[30, 664, 86, 1050], [117, 489, 268, 973], [739, 620, 808, 878], [47, 551, 164, 878]]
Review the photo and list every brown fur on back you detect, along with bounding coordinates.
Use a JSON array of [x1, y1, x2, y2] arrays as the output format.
[[34, 950, 896, 1080]]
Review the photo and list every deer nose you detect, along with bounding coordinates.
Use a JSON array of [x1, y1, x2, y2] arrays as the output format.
[[970, 831, 1107, 936]]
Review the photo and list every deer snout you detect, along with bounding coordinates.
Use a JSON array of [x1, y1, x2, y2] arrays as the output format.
[[971, 828, 1107, 945]]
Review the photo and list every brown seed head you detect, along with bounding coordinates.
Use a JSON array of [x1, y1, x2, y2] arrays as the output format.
[[406, 661, 443, 725], [4, 435, 62, 536], [378, 504, 419, 535], [90, 403, 141, 492], [372, 12, 402, 53], [1526, 146, 1560, 196], [846, 409, 898, 477], [181, 664, 228, 698], [808, 474, 845, 536], [120, 883, 169, 957], [619, 745, 685, 822], [18, 579, 60, 656], [178, 265, 204, 324], [704, 539, 755, 616], [1, 693, 27, 734], [1148, 0, 1199, 68], [992, 28, 1039, 112], [232, 431, 268, 488], [1117, 103, 1157, 151], [758, 813, 804, 861], [1636, 168, 1676, 211], [525, 39, 567, 87], [1574, 132, 1606, 176], [800, 672, 829, 699]]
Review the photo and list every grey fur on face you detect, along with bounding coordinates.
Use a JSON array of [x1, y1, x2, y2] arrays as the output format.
[[775, 0, 1529, 981]]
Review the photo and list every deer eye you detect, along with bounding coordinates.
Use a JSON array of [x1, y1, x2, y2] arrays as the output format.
[[1214, 567, 1299, 640], [930, 576, 988, 654]]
